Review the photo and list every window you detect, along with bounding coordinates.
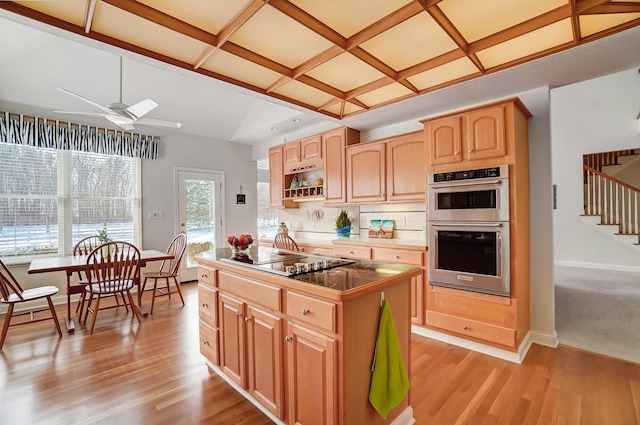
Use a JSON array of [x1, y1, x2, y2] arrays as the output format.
[[0, 142, 141, 260], [257, 158, 278, 238]]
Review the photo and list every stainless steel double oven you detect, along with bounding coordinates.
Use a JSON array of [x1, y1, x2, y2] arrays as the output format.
[[427, 165, 511, 297]]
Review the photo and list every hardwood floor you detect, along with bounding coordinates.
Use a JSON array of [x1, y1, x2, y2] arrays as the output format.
[[1, 282, 638, 424]]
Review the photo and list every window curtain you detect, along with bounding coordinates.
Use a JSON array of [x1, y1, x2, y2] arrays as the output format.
[[0, 111, 158, 159]]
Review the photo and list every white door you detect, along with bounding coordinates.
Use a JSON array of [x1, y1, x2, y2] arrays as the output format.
[[176, 168, 224, 282]]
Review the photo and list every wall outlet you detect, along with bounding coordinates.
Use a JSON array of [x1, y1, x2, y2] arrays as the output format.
[[149, 211, 164, 219]]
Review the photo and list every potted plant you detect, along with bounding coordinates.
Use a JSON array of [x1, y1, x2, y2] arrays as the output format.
[[334, 209, 352, 238], [97, 228, 112, 257]]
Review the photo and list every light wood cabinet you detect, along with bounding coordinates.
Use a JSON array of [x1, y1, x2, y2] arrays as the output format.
[[346, 131, 425, 204], [198, 267, 219, 365], [421, 97, 532, 350], [322, 127, 360, 205], [218, 275, 285, 420], [423, 99, 528, 172], [286, 321, 337, 425], [269, 146, 285, 208], [346, 140, 386, 203], [301, 135, 322, 161], [284, 141, 301, 165], [386, 132, 426, 202]]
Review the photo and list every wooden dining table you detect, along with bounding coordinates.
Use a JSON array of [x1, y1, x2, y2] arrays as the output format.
[[28, 249, 174, 333]]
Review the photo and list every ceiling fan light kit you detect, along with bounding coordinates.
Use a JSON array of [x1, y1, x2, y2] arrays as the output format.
[[54, 57, 181, 131]]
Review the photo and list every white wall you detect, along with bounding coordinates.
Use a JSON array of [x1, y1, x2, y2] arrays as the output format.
[[142, 132, 257, 252], [551, 67, 640, 268]]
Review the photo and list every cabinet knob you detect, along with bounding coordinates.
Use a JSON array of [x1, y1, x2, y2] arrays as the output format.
[[285, 336, 292, 342], [203, 341, 210, 346], [394, 255, 400, 259], [468, 149, 474, 153], [302, 308, 310, 316], [201, 274, 207, 278], [454, 151, 459, 155], [244, 317, 251, 323], [349, 251, 354, 254], [463, 326, 469, 330], [235, 311, 241, 317], [201, 303, 208, 308]]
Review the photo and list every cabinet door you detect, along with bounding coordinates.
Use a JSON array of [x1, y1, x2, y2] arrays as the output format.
[[247, 306, 284, 419], [386, 132, 426, 202], [284, 141, 301, 165], [410, 273, 424, 325], [346, 141, 386, 203], [219, 294, 246, 388], [286, 322, 337, 425], [466, 105, 506, 161], [269, 146, 284, 208], [301, 135, 322, 161], [426, 115, 462, 165], [322, 128, 347, 204]]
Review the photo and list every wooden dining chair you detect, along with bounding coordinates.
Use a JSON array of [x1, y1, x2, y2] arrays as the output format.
[[0, 259, 62, 349], [141, 234, 187, 314], [274, 233, 300, 251], [84, 241, 142, 335]]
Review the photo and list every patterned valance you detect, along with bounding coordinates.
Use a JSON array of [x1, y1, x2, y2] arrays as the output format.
[[0, 111, 159, 159]]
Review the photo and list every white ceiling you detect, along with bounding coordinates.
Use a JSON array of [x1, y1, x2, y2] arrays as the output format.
[[1, 9, 640, 157]]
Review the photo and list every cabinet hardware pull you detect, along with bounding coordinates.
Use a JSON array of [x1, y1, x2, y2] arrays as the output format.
[[244, 317, 251, 322], [201, 303, 208, 308], [454, 151, 459, 155], [201, 274, 207, 278], [204, 341, 210, 346], [463, 326, 469, 330], [394, 255, 400, 259], [468, 149, 474, 153], [349, 251, 354, 254], [285, 336, 292, 342], [302, 308, 310, 315], [235, 311, 241, 317]]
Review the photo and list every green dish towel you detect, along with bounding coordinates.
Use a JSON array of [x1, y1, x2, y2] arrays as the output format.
[[368, 299, 410, 419]]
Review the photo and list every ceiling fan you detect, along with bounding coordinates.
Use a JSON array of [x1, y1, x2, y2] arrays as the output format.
[[54, 57, 182, 131]]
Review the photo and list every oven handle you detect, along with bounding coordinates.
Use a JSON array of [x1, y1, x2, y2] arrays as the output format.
[[430, 222, 504, 227], [430, 180, 503, 188]]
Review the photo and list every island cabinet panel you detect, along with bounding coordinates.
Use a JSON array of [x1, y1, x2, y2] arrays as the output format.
[[287, 291, 337, 334], [219, 293, 246, 388], [198, 265, 217, 288], [198, 269, 219, 366], [247, 306, 284, 419], [286, 321, 337, 425], [199, 320, 219, 366]]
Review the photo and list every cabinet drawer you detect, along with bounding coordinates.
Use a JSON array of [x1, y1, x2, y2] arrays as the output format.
[[219, 271, 282, 312], [198, 283, 218, 327], [287, 292, 337, 334], [199, 319, 219, 365], [198, 265, 217, 287], [373, 247, 424, 266], [425, 311, 516, 348], [333, 244, 371, 260]]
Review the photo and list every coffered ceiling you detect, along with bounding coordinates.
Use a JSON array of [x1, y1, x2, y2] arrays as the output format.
[[3, 0, 640, 122]]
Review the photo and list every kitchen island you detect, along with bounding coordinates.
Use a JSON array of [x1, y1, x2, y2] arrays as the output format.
[[195, 246, 421, 425]]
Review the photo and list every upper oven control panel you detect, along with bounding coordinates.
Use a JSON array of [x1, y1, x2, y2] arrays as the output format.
[[430, 165, 507, 183]]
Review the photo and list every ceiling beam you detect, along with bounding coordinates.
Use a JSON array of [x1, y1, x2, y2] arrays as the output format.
[[347, 2, 424, 49], [268, 0, 346, 48]]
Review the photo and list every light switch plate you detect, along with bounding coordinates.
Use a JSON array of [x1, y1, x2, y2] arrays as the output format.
[[149, 211, 164, 219]]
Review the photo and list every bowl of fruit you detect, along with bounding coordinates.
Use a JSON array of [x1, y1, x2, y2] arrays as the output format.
[[227, 234, 254, 254]]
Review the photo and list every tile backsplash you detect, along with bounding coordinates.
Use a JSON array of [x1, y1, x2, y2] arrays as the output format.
[[278, 202, 426, 241]]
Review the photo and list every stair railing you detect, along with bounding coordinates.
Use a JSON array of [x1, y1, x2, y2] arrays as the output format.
[[584, 165, 640, 235]]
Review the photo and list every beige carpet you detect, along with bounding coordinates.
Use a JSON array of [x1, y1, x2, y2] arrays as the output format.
[[554, 265, 640, 364]]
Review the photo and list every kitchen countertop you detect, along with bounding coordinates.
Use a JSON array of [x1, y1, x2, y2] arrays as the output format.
[[260, 236, 427, 250], [195, 246, 421, 301]]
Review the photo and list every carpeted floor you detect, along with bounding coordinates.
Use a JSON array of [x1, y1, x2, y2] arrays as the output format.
[[554, 265, 640, 364]]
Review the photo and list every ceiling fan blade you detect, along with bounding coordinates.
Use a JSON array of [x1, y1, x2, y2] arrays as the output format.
[[53, 111, 109, 117], [117, 123, 136, 131], [56, 87, 115, 114], [126, 98, 158, 119], [135, 117, 183, 128]]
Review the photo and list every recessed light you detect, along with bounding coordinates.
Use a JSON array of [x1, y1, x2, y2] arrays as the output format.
[[270, 127, 278, 131], [292, 118, 301, 122]]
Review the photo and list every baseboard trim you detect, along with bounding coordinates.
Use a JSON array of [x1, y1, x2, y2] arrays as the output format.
[[529, 329, 559, 348], [556, 260, 640, 273], [412, 326, 538, 364]]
